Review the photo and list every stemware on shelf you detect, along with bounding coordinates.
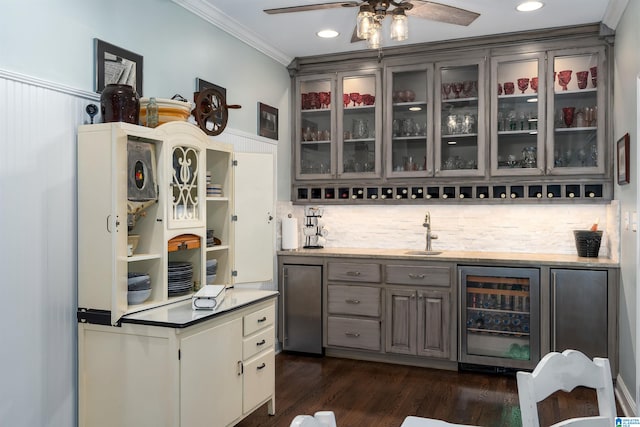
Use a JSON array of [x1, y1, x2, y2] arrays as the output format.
[[590, 66, 598, 87], [442, 83, 452, 99], [558, 70, 572, 91], [503, 82, 515, 95], [517, 78, 530, 94], [530, 77, 538, 93], [576, 71, 589, 89], [343, 93, 350, 107], [562, 107, 575, 127]]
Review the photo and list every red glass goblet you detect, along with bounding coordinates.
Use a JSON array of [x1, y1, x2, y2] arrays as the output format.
[[343, 93, 350, 107], [308, 92, 320, 109], [301, 93, 310, 110], [319, 91, 330, 108], [452, 82, 464, 98], [576, 71, 589, 90], [530, 77, 539, 93], [590, 66, 598, 88], [442, 83, 452, 100], [503, 82, 515, 95], [497, 83, 503, 96], [517, 78, 530, 94], [558, 70, 572, 91], [562, 107, 575, 128], [349, 92, 361, 107]]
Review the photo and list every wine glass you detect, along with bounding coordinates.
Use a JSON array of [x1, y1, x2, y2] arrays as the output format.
[[319, 91, 330, 108], [349, 92, 361, 107], [562, 107, 575, 128], [442, 83, 452, 100], [530, 77, 538, 93], [343, 93, 350, 108], [503, 82, 515, 95], [576, 71, 589, 89], [590, 66, 598, 87], [517, 78, 529, 94], [462, 80, 474, 97], [558, 70, 572, 91], [451, 82, 463, 98]]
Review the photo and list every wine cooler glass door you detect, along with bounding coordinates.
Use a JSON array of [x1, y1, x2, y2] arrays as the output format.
[[459, 266, 540, 370]]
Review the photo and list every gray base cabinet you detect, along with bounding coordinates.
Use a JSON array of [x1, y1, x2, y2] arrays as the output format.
[[549, 268, 616, 371]]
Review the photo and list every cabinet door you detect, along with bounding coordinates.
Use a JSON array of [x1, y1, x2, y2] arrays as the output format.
[[168, 142, 205, 229], [417, 289, 450, 358], [491, 52, 546, 176], [546, 47, 605, 176], [243, 349, 275, 414], [338, 69, 382, 178], [233, 152, 274, 283], [180, 318, 243, 427], [551, 269, 608, 359], [385, 288, 416, 355], [296, 74, 336, 180], [385, 63, 434, 177], [435, 58, 486, 177]]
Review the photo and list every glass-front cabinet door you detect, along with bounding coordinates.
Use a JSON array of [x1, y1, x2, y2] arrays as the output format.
[[385, 63, 433, 177], [296, 74, 335, 180], [435, 59, 485, 177], [547, 47, 605, 175], [337, 70, 381, 178], [491, 53, 546, 176]]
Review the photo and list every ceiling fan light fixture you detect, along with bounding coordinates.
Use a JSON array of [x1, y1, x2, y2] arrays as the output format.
[[367, 21, 382, 49], [516, 1, 544, 12], [390, 8, 408, 41], [357, 4, 375, 39]]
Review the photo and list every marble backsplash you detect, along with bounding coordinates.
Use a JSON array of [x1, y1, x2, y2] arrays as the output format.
[[276, 200, 620, 261]]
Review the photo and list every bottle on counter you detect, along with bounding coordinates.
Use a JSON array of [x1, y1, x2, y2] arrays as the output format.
[[146, 97, 159, 128]]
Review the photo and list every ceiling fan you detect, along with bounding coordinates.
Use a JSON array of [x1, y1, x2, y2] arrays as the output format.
[[264, 1, 480, 47]]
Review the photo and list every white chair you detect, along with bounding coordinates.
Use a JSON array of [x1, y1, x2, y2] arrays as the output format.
[[290, 411, 338, 427], [400, 416, 478, 426], [517, 349, 616, 427]]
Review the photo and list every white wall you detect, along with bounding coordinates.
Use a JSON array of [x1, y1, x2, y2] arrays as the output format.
[[0, 1, 289, 426], [612, 0, 640, 413]]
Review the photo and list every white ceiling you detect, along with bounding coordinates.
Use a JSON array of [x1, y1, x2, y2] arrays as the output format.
[[173, 0, 625, 65]]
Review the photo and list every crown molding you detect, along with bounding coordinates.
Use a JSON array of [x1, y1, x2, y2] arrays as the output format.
[[602, 0, 628, 30], [172, 0, 292, 66]]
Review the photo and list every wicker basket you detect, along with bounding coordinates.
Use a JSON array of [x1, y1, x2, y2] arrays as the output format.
[[573, 230, 602, 257]]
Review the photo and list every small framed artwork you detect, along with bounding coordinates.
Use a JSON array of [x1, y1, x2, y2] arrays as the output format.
[[196, 77, 226, 98], [617, 133, 630, 185], [95, 39, 143, 96], [258, 102, 278, 140]]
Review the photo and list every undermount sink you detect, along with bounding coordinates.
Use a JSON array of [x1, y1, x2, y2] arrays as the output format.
[[404, 250, 443, 256]]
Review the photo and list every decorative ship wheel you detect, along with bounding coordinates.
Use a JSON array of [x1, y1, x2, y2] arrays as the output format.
[[192, 88, 241, 136]]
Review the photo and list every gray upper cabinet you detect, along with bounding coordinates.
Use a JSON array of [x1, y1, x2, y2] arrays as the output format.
[[384, 62, 434, 178], [546, 46, 606, 178], [491, 52, 547, 177], [434, 57, 487, 178], [289, 26, 612, 203]]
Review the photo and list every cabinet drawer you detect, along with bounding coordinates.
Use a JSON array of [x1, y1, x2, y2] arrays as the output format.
[[244, 305, 275, 336], [328, 285, 380, 317], [243, 349, 275, 413], [386, 264, 451, 287], [243, 326, 274, 360], [327, 317, 380, 351], [328, 262, 381, 283]]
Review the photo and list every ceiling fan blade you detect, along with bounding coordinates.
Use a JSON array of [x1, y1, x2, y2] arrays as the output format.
[[264, 1, 359, 15], [407, 1, 479, 26], [351, 25, 365, 43]]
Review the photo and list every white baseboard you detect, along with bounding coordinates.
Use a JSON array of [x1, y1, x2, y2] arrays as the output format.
[[616, 374, 637, 416]]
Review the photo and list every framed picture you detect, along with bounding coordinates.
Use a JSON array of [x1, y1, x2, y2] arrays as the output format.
[[95, 39, 143, 96], [617, 132, 630, 185], [258, 102, 278, 140], [196, 78, 226, 98]]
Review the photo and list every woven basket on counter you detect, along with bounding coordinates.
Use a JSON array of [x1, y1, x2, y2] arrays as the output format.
[[573, 230, 602, 257]]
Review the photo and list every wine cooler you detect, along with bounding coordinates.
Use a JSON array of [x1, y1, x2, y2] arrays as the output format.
[[459, 266, 540, 370]]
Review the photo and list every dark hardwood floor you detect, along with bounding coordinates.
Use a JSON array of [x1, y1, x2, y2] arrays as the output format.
[[237, 352, 620, 427]]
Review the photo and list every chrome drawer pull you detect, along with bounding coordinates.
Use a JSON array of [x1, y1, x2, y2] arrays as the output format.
[[345, 332, 360, 337], [346, 271, 361, 276], [257, 316, 267, 323], [408, 273, 426, 279], [345, 299, 361, 304], [257, 363, 266, 370], [256, 339, 266, 346]]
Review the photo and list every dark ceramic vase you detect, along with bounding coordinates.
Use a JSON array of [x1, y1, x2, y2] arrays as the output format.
[[101, 84, 139, 124]]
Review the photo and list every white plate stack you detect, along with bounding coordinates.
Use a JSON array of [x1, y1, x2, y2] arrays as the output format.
[[168, 261, 193, 296]]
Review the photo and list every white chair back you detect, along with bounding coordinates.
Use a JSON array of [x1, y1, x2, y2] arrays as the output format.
[[517, 349, 616, 427], [290, 411, 338, 427]]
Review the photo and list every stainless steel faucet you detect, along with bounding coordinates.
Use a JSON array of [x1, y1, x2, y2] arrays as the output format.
[[423, 212, 438, 251]]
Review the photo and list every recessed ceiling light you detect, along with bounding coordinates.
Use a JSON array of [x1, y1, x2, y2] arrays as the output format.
[[516, 1, 544, 12], [317, 29, 339, 38]]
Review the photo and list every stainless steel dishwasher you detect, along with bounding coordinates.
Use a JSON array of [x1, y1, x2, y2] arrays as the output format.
[[282, 264, 323, 354]]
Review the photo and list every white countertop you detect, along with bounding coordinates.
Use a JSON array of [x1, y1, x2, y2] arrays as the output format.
[[121, 288, 278, 328], [277, 247, 618, 268]]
